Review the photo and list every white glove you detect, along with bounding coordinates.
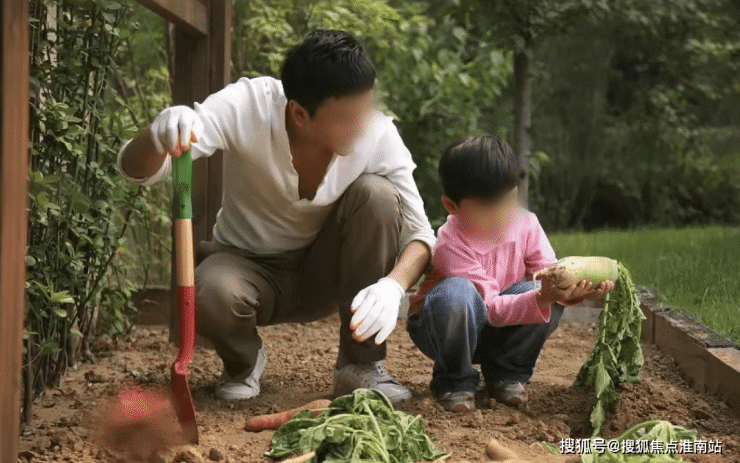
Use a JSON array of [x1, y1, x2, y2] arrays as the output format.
[[149, 105, 204, 157], [350, 277, 405, 345]]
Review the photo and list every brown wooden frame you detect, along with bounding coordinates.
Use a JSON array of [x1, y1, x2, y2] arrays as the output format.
[[137, 0, 209, 36], [1, 1, 31, 459], [0, 0, 230, 452]]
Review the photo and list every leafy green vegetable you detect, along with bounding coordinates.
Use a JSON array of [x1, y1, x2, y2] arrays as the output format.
[[581, 420, 697, 462], [266, 389, 450, 462], [573, 262, 646, 436], [543, 441, 561, 454], [543, 420, 697, 462]]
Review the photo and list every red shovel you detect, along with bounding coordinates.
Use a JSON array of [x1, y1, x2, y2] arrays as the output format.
[[170, 147, 198, 444], [92, 147, 198, 455]]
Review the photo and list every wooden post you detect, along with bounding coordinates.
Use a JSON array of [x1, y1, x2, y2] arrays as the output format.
[[205, 0, 230, 239], [169, 0, 231, 348], [0, 0, 30, 458]]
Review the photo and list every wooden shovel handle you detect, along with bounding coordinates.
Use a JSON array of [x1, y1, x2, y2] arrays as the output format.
[[172, 149, 195, 375]]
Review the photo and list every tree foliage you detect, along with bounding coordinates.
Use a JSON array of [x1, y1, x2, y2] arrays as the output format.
[[232, 0, 513, 227], [430, 0, 740, 229], [25, 0, 173, 416]]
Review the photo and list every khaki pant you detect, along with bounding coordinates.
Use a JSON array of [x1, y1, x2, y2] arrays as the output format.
[[195, 174, 402, 381]]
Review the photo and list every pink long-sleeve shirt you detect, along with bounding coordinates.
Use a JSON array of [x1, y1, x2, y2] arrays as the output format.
[[409, 207, 578, 327]]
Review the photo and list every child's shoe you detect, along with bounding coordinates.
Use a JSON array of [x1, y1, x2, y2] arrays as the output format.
[[485, 381, 527, 407], [434, 391, 476, 412]]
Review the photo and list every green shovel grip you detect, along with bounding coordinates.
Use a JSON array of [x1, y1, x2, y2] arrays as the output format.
[[172, 148, 193, 220]]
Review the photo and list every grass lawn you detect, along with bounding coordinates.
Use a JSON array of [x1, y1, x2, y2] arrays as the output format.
[[549, 226, 740, 346]]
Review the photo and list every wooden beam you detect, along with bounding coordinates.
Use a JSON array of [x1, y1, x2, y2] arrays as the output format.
[[205, 0, 231, 240], [136, 0, 208, 37], [0, 0, 30, 459]]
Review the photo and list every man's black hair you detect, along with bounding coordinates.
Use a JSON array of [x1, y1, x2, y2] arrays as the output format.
[[281, 30, 376, 116], [438, 135, 525, 203]]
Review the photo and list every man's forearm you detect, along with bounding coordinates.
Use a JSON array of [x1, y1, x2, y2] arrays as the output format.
[[386, 240, 431, 291], [120, 124, 167, 179]]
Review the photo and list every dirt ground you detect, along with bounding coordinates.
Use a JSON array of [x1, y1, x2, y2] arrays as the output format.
[[17, 315, 740, 463]]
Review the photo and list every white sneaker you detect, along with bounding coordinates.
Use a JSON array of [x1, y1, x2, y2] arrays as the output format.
[[215, 345, 267, 401], [333, 361, 412, 404]]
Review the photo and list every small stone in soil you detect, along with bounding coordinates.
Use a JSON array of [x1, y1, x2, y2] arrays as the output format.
[[18, 451, 36, 462], [173, 447, 202, 463], [465, 410, 484, 428], [208, 448, 223, 461], [84, 371, 105, 384]]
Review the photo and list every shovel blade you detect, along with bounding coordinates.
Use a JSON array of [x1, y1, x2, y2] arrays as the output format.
[[171, 370, 198, 444]]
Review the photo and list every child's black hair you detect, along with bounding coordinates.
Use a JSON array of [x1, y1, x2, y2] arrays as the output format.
[[438, 135, 524, 204], [281, 30, 376, 117]]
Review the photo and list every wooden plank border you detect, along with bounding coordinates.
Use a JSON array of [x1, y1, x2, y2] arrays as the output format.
[[639, 287, 740, 417]]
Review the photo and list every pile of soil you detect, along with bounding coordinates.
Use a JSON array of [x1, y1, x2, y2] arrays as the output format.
[[17, 315, 740, 462]]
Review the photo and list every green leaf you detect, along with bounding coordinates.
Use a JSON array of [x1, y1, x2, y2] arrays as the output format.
[[594, 362, 610, 397], [36, 192, 50, 208], [71, 192, 91, 214], [39, 341, 60, 357], [70, 327, 83, 338], [542, 441, 561, 454], [53, 308, 68, 318], [452, 26, 467, 42], [26, 255, 37, 266], [590, 400, 606, 436], [50, 290, 74, 304]]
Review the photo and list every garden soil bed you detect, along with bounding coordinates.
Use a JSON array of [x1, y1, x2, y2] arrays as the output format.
[[17, 315, 740, 463]]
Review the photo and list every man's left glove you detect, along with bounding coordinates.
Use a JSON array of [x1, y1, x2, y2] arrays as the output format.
[[350, 277, 405, 345]]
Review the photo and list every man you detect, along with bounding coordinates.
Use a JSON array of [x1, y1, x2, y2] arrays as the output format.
[[117, 30, 435, 403]]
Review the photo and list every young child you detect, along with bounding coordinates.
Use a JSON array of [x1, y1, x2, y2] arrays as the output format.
[[407, 135, 614, 412]]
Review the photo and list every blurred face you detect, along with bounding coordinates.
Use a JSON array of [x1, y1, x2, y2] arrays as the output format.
[[443, 186, 519, 239], [291, 89, 375, 155]]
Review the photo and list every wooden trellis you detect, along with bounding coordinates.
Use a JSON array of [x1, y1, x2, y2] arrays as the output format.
[[0, 0, 232, 455]]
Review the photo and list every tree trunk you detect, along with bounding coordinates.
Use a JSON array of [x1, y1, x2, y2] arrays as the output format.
[[513, 51, 531, 209]]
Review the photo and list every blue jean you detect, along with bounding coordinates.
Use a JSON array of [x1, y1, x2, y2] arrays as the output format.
[[407, 277, 565, 395]]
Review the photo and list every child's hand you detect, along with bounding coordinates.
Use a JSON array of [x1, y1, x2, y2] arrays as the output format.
[[565, 280, 595, 301], [563, 280, 615, 303], [586, 280, 615, 299], [535, 276, 578, 307]]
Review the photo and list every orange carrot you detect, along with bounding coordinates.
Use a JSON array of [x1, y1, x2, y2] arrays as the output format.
[[244, 399, 331, 432]]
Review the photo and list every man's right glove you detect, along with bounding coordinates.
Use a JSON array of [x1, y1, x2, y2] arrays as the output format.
[[149, 105, 204, 157]]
